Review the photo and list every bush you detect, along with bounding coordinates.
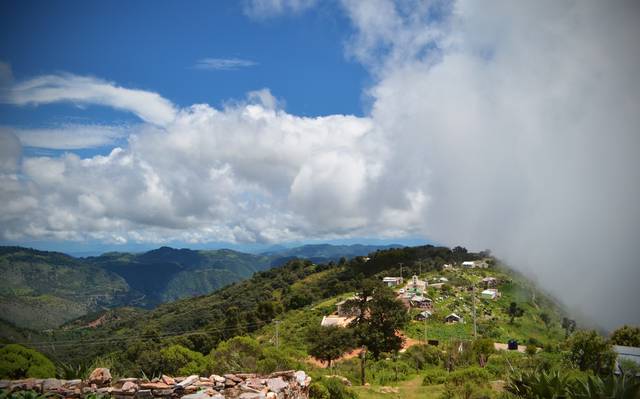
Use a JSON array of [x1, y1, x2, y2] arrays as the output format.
[[209, 336, 263, 373], [159, 344, 208, 375], [422, 368, 447, 385], [309, 382, 330, 399], [0, 344, 56, 379], [256, 347, 297, 374], [446, 366, 490, 386], [318, 378, 357, 399], [367, 358, 413, 385], [402, 344, 442, 370]]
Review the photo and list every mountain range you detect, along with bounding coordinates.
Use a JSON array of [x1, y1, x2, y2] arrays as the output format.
[[0, 243, 402, 330]]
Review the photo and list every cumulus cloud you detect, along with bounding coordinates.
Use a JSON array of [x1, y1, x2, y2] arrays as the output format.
[[243, 0, 318, 19], [0, 89, 400, 246], [0, 74, 176, 126], [194, 58, 257, 71]]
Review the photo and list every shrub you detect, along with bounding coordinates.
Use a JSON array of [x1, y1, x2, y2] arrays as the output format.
[[308, 382, 330, 399], [0, 344, 56, 379], [367, 358, 413, 385], [209, 336, 263, 373], [401, 344, 442, 370], [446, 366, 490, 386], [159, 344, 208, 375], [256, 347, 297, 374], [318, 378, 357, 399], [422, 368, 447, 385]]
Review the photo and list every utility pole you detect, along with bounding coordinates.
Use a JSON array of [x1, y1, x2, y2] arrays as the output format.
[[360, 345, 367, 385], [275, 320, 280, 348], [399, 263, 403, 281], [472, 284, 477, 339], [424, 314, 428, 344]]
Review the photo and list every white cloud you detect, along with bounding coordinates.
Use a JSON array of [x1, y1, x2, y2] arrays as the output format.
[[340, 0, 640, 328], [194, 58, 257, 71], [4, 124, 129, 150], [1, 74, 176, 126], [243, 0, 318, 19]]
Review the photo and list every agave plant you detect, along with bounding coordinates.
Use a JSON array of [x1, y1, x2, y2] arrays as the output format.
[[572, 374, 640, 399], [505, 369, 573, 398]]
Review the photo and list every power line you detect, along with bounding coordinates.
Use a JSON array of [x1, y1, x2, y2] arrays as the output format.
[[4, 321, 271, 349]]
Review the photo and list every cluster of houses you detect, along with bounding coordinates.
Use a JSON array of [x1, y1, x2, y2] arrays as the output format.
[[321, 261, 500, 328]]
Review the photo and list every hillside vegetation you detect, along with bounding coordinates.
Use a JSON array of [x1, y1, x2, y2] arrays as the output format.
[[0, 244, 398, 331]]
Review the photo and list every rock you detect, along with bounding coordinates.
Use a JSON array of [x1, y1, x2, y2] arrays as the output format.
[[42, 378, 63, 391], [65, 379, 82, 387], [266, 393, 277, 399], [224, 374, 243, 383], [121, 381, 138, 392], [161, 375, 176, 385], [224, 379, 236, 387], [267, 371, 295, 379], [236, 373, 257, 379], [139, 382, 171, 390], [177, 375, 199, 388], [88, 368, 112, 386], [0, 381, 9, 389], [294, 371, 307, 386], [181, 392, 224, 399], [210, 375, 225, 383], [239, 393, 265, 399], [151, 389, 174, 396], [135, 389, 153, 399], [266, 377, 287, 393]]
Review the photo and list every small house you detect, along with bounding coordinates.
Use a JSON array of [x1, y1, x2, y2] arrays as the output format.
[[410, 295, 433, 309], [442, 264, 454, 270], [444, 313, 463, 323], [482, 277, 498, 288], [415, 310, 432, 321], [436, 277, 449, 282], [382, 276, 403, 287], [481, 289, 500, 300], [462, 261, 476, 268], [320, 315, 354, 328]]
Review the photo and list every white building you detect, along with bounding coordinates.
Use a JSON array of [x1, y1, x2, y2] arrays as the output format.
[[320, 315, 354, 328], [382, 276, 403, 287]]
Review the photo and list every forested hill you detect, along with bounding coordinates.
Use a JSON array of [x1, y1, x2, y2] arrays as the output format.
[[260, 243, 404, 266], [20, 244, 562, 374], [0, 247, 131, 330], [85, 246, 273, 305], [0, 244, 405, 331]]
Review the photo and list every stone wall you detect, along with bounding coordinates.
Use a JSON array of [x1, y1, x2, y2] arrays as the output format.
[[0, 368, 311, 399]]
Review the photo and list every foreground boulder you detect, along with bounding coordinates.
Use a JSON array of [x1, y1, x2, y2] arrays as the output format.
[[89, 368, 112, 386], [1, 369, 310, 399]]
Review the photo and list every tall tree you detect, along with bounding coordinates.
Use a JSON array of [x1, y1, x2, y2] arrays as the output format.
[[508, 302, 524, 324], [540, 312, 552, 330], [307, 326, 354, 369], [352, 284, 409, 360], [562, 317, 576, 339]]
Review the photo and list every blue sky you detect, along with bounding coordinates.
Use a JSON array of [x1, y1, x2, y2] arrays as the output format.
[[0, 1, 368, 126], [0, 0, 427, 254]]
